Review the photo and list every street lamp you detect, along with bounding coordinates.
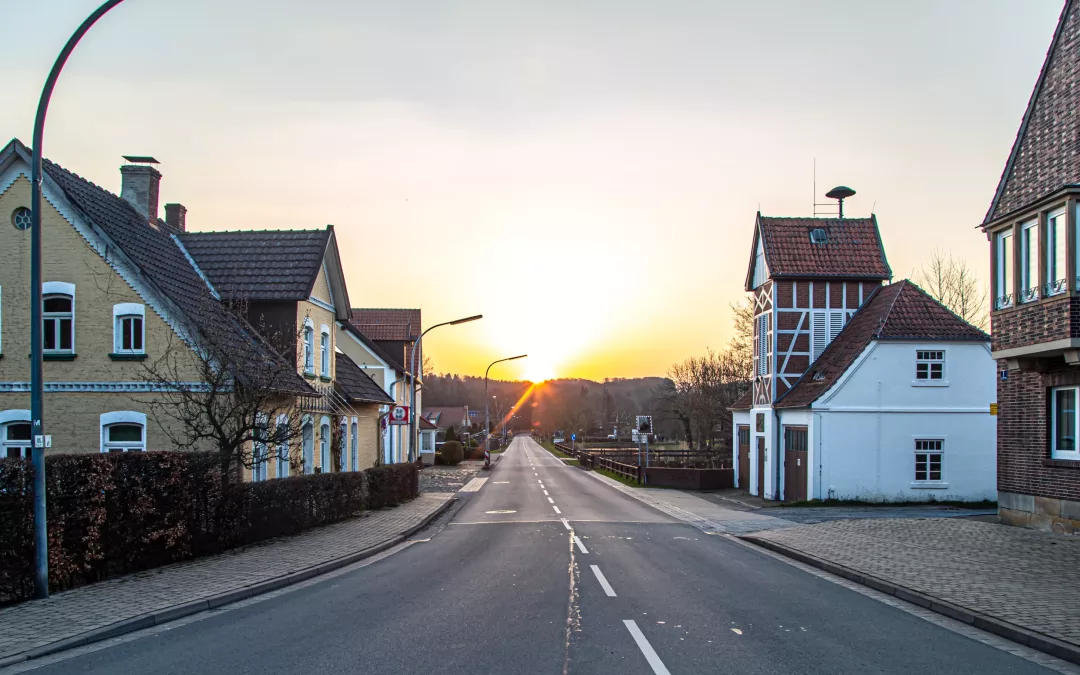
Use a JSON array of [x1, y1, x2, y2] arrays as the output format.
[[484, 355, 526, 450], [408, 314, 482, 462], [29, 0, 127, 600]]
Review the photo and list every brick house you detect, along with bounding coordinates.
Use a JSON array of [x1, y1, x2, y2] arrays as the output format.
[[731, 213, 996, 502], [981, 0, 1080, 532]]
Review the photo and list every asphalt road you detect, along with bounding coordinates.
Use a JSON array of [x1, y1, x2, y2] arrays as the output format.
[[15, 436, 1067, 675]]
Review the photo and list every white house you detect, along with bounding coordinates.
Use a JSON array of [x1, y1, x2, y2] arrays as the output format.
[[730, 213, 996, 503]]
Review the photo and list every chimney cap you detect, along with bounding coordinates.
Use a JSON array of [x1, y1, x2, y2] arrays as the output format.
[[122, 155, 159, 165]]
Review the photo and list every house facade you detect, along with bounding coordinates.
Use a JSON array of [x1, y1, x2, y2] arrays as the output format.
[[731, 213, 996, 502], [981, 0, 1080, 532]]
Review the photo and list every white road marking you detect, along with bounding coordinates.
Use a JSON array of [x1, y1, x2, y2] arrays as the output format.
[[591, 565, 617, 596], [574, 536, 589, 554], [547, 497, 555, 504], [560, 518, 571, 530], [494, 481, 510, 484], [459, 477, 488, 492], [544, 490, 549, 496], [552, 505, 562, 514], [623, 620, 672, 675]]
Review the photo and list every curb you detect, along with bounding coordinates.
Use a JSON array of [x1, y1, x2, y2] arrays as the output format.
[[740, 535, 1080, 667], [0, 495, 456, 669]]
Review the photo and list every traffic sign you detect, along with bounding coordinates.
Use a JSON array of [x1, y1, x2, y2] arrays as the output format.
[[389, 406, 410, 425]]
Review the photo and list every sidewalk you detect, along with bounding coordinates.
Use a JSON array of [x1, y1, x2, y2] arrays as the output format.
[[0, 492, 455, 667]]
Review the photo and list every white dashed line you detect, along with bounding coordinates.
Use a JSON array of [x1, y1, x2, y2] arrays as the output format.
[[560, 518, 571, 530], [574, 536, 589, 554], [591, 565, 616, 596], [623, 620, 671, 675], [543, 490, 549, 496], [547, 497, 555, 504], [552, 505, 562, 514]]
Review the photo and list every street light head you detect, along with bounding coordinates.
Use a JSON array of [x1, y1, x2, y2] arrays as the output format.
[[509, 354, 528, 361], [450, 314, 483, 325]]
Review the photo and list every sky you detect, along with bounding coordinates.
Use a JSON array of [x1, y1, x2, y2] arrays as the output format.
[[1, 0, 1064, 382]]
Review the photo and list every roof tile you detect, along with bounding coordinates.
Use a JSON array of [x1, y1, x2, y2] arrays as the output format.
[[755, 216, 891, 285]]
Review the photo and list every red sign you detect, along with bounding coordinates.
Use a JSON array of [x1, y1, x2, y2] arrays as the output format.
[[389, 406, 409, 425]]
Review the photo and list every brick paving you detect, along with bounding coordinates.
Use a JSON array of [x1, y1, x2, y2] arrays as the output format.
[[0, 493, 454, 662], [748, 518, 1080, 648]]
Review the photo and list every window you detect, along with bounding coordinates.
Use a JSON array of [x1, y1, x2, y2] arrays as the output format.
[[42, 282, 75, 354], [319, 417, 331, 472], [303, 321, 315, 375], [914, 439, 943, 482], [995, 230, 1014, 309], [112, 303, 145, 355], [302, 418, 314, 473], [1047, 209, 1067, 296], [320, 326, 331, 377], [756, 314, 768, 376], [2, 419, 31, 459], [1020, 219, 1039, 303], [339, 419, 348, 471], [276, 414, 290, 478], [100, 412, 147, 453], [0, 285, 3, 355], [738, 427, 750, 446], [811, 310, 847, 362], [1051, 386, 1079, 460], [252, 413, 268, 482], [350, 420, 359, 471], [784, 426, 808, 453], [915, 350, 945, 382], [809, 228, 827, 244]]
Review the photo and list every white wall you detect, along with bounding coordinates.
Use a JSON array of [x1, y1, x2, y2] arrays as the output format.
[[810, 340, 996, 502]]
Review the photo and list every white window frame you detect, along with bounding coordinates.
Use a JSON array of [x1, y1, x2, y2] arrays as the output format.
[[1047, 208, 1067, 296], [42, 281, 75, 354], [0, 409, 31, 460], [913, 349, 947, 386], [303, 319, 315, 375], [302, 415, 315, 473], [811, 309, 848, 362], [350, 418, 359, 471], [912, 438, 945, 486], [112, 303, 146, 355], [1020, 219, 1039, 303], [1051, 386, 1080, 460], [320, 325, 331, 377], [276, 414, 290, 478], [996, 230, 1014, 309], [99, 411, 147, 453], [252, 412, 269, 482], [319, 416, 331, 472]]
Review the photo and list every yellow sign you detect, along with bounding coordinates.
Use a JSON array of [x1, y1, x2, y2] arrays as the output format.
[[990, 403, 999, 416]]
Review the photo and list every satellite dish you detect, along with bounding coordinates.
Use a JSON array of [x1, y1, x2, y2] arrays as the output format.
[[825, 186, 856, 218]]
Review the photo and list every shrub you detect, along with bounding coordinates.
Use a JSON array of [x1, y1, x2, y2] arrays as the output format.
[[0, 452, 418, 604], [440, 441, 464, 465], [445, 425, 458, 442], [469, 438, 480, 449]]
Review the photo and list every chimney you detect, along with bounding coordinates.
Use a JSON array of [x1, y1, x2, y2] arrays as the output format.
[[164, 203, 187, 231], [120, 156, 161, 221]]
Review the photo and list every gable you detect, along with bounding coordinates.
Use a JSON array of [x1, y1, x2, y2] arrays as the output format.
[[744, 227, 770, 291], [986, 0, 1080, 223], [311, 263, 334, 306]]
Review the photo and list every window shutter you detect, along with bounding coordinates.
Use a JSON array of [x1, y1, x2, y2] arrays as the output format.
[[811, 311, 827, 361], [757, 314, 769, 375], [829, 310, 845, 342]]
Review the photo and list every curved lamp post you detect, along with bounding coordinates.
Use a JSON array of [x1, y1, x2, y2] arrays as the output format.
[[484, 355, 526, 449], [30, 0, 127, 600], [408, 314, 482, 462]]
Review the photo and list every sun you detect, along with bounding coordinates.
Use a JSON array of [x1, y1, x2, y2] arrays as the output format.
[[523, 358, 557, 383]]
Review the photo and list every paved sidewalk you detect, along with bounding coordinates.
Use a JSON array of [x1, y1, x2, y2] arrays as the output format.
[[745, 518, 1080, 660], [0, 493, 454, 665]]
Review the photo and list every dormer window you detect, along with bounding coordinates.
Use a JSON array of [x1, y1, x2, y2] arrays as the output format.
[[809, 228, 827, 245], [1020, 219, 1039, 303]]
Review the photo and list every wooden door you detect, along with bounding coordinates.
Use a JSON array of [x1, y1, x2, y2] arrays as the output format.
[[737, 426, 750, 489], [756, 437, 766, 497], [783, 426, 808, 503]]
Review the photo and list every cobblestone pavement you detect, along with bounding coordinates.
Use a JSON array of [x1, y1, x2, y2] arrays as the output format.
[[765, 505, 999, 524], [0, 493, 454, 662], [748, 518, 1080, 648], [419, 461, 484, 493]]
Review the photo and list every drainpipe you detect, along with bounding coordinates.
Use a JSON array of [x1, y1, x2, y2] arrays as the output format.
[[774, 408, 782, 501]]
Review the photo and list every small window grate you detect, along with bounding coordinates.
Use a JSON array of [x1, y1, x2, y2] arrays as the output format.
[[809, 228, 827, 244]]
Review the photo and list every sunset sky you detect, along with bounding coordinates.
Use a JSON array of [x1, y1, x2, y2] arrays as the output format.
[[3, 0, 1063, 382]]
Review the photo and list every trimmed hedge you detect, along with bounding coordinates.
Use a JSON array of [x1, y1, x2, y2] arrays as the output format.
[[0, 452, 417, 604]]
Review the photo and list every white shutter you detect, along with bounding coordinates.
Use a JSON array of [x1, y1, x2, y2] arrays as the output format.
[[829, 310, 845, 342], [757, 315, 769, 375], [811, 310, 827, 361]]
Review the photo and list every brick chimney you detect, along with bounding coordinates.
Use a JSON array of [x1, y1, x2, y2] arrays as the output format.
[[164, 203, 187, 231], [120, 156, 161, 222]]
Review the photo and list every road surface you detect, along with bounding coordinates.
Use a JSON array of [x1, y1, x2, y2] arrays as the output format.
[[11, 436, 1071, 674]]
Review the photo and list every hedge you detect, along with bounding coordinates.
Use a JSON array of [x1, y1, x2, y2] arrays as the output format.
[[0, 452, 418, 604]]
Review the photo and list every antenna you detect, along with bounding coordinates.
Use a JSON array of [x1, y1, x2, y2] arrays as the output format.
[[812, 162, 843, 217], [825, 186, 856, 219]]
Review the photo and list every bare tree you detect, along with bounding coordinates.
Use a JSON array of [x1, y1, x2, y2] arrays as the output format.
[[423, 355, 435, 380], [135, 297, 312, 484], [916, 249, 989, 330], [729, 298, 754, 367], [667, 348, 749, 451]]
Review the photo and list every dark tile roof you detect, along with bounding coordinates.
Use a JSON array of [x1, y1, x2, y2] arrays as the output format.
[[751, 215, 891, 288], [984, 0, 1079, 224], [334, 352, 394, 404], [351, 308, 421, 341], [178, 229, 330, 301], [775, 280, 988, 409], [730, 389, 753, 411], [419, 416, 438, 430], [339, 321, 406, 373], [423, 406, 469, 430]]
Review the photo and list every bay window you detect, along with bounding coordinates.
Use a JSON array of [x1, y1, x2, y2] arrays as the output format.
[[995, 231, 1014, 309], [1020, 219, 1039, 303], [1047, 208, 1067, 296]]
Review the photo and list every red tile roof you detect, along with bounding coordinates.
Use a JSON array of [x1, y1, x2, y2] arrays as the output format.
[[775, 280, 988, 409], [350, 309, 421, 341], [748, 215, 891, 290], [730, 389, 753, 411]]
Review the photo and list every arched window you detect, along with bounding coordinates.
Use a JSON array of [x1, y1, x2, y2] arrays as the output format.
[[0, 410, 31, 459], [112, 303, 145, 355], [302, 417, 314, 474], [320, 325, 331, 377], [319, 416, 331, 472], [350, 418, 359, 472], [339, 418, 348, 471], [43, 282, 75, 354], [276, 414, 290, 478], [303, 320, 315, 375], [100, 411, 146, 453], [252, 413, 268, 482]]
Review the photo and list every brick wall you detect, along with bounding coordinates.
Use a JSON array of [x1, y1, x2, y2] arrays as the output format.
[[991, 296, 1074, 352], [998, 362, 1080, 502]]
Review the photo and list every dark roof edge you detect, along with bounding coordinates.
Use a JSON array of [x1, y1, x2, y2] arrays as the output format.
[[870, 213, 893, 280], [339, 320, 407, 373], [983, 0, 1073, 225], [744, 213, 764, 292]]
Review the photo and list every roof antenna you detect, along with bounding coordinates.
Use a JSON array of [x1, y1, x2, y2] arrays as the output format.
[[826, 186, 856, 219]]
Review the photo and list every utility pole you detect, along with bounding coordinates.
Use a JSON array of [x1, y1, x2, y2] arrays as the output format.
[[484, 354, 526, 453]]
